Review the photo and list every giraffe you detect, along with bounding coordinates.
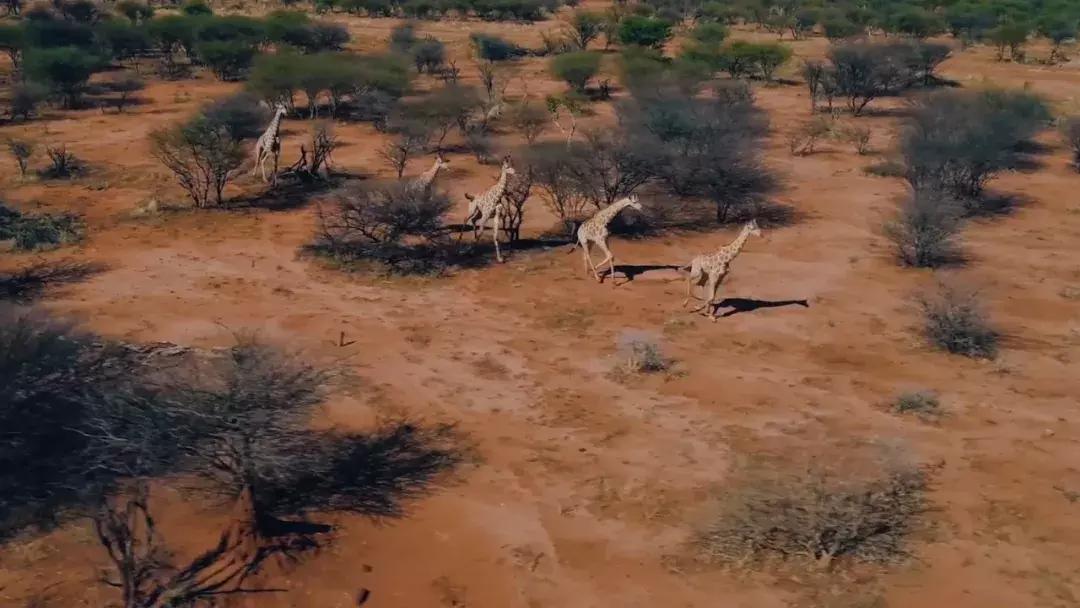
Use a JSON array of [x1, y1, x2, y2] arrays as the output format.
[[408, 152, 450, 193], [463, 156, 515, 262], [682, 219, 763, 321], [569, 195, 643, 286], [252, 104, 288, 184]]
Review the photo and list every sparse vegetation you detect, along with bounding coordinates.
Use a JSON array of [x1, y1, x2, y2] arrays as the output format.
[[919, 282, 999, 359], [788, 115, 834, 156], [106, 72, 145, 112], [893, 391, 943, 421], [0, 202, 83, 250], [6, 138, 34, 178], [884, 189, 964, 268], [698, 452, 928, 567]]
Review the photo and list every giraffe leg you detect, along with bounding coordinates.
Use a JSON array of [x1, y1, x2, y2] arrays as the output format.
[[682, 267, 703, 307], [493, 208, 504, 263], [581, 240, 596, 277], [259, 153, 269, 183], [459, 207, 477, 242], [707, 273, 726, 321], [689, 274, 715, 313], [592, 241, 615, 284], [251, 145, 262, 176], [474, 209, 490, 241]]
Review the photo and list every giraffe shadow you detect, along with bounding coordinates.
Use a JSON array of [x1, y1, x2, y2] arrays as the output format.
[[605, 264, 684, 282], [708, 297, 810, 318]]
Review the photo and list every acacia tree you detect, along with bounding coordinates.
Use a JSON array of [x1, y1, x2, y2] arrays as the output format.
[[565, 10, 604, 49], [568, 129, 653, 210], [150, 116, 244, 208], [623, 82, 775, 223]]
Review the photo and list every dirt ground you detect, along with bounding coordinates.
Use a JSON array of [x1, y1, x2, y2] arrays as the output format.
[[2, 10, 1080, 608]]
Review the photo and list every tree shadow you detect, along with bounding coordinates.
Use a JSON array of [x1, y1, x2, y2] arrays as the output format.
[[256, 421, 466, 522], [0, 260, 106, 302], [229, 179, 338, 211], [708, 297, 810, 317]]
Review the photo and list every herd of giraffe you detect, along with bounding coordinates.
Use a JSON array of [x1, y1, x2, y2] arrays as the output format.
[[251, 106, 763, 321]]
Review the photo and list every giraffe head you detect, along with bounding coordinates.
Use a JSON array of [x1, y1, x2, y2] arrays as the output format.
[[501, 156, 516, 176], [435, 153, 450, 170], [746, 218, 762, 237], [273, 104, 288, 119]]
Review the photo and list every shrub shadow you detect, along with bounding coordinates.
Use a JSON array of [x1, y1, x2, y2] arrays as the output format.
[[0, 260, 105, 302]]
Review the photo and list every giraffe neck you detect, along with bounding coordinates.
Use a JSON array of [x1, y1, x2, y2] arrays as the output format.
[[596, 199, 632, 226], [489, 167, 509, 199], [722, 226, 753, 258], [264, 113, 283, 141], [423, 160, 443, 183]]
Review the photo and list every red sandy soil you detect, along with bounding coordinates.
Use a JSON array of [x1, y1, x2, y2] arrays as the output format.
[[2, 12, 1080, 608]]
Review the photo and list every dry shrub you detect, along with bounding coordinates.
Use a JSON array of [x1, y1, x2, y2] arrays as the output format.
[[918, 281, 999, 359], [839, 123, 872, 154], [883, 189, 963, 268], [615, 330, 670, 374], [788, 115, 834, 156], [893, 390, 943, 422], [39, 144, 85, 179], [698, 449, 929, 568]]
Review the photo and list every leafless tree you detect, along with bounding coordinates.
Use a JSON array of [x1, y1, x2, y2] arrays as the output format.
[[149, 117, 244, 208], [380, 128, 430, 178]]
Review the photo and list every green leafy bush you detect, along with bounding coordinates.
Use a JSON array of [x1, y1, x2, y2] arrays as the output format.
[[23, 46, 104, 108], [616, 15, 672, 49], [196, 40, 256, 81], [551, 50, 601, 92]]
